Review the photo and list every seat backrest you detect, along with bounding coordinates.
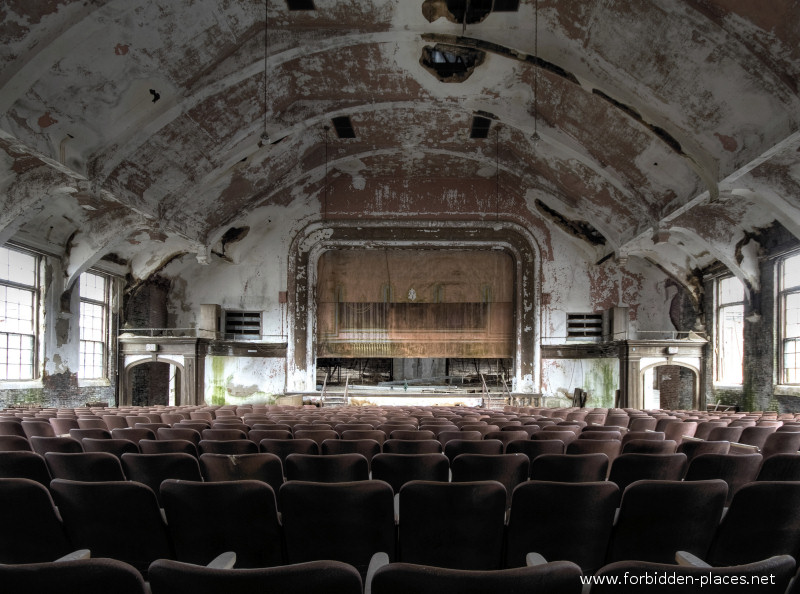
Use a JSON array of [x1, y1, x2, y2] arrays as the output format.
[[566, 439, 622, 463], [76, 417, 110, 430], [371, 453, 450, 493], [684, 453, 763, 505], [398, 480, 506, 570], [759, 431, 800, 459], [279, 480, 395, 579], [756, 452, 800, 481], [140, 439, 199, 457], [607, 479, 727, 564], [29, 435, 83, 456], [157, 427, 202, 445], [0, 420, 28, 438], [199, 452, 283, 495], [259, 437, 319, 461], [369, 560, 583, 594], [321, 438, 381, 465], [68, 428, 112, 441], [50, 479, 174, 576], [390, 429, 435, 441], [450, 453, 529, 508], [383, 439, 442, 455], [530, 453, 609, 483], [0, 477, 72, 563], [148, 558, 363, 594], [284, 453, 369, 483], [0, 557, 148, 594], [591, 556, 795, 594], [608, 453, 688, 492], [707, 426, 744, 442], [161, 479, 283, 568], [198, 439, 259, 456], [663, 420, 698, 443], [81, 437, 140, 457], [505, 439, 564, 470], [707, 481, 800, 566], [694, 420, 729, 441], [111, 427, 157, 444], [201, 428, 248, 441], [443, 438, 503, 462], [621, 439, 678, 454], [293, 429, 340, 446], [120, 452, 202, 506], [21, 420, 56, 439], [627, 417, 657, 432], [738, 425, 779, 449], [677, 440, 731, 463], [506, 480, 619, 574], [248, 429, 293, 441], [44, 451, 126, 482], [340, 429, 386, 444], [437, 430, 481, 447], [0, 434, 32, 452]]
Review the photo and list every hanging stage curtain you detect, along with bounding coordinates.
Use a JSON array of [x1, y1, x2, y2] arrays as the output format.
[[316, 250, 514, 359]]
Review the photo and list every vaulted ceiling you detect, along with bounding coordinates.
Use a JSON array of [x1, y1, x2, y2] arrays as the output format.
[[2, 0, 799, 294]]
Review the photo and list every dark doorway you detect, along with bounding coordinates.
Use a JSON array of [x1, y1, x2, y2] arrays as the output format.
[[130, 362, 178, 406]]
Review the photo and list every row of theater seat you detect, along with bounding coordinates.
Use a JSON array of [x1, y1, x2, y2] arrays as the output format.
[[2, 444, 800, 511], [2, 476, 800, 592], [6, 551, 800, 594]]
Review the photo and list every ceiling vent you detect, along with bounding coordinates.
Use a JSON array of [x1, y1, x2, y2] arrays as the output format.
[[469, 116, 492, 139], [332, 116, 356, 139], [286, 0, 315, 10]]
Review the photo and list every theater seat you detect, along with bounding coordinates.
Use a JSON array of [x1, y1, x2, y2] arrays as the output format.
[[148, 558, 362, 594]]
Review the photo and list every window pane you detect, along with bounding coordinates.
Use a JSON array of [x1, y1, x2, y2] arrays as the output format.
[[784, 338, 800, 384], [79, 340, 104, 379], [0, 333, 34, 380], [786, 293, 800, 340], [0, 285, 35, 335], [80, 272, 106, 302], [783, 254, 800, 291], [80, 302, 105, 341], [718, 276, 744, 305], [719, 304, 743, 384], [0, 248, 36, 286]]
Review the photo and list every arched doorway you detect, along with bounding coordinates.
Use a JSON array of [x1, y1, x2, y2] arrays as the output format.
[[126, 360, 182, 406], [641, 363, 699, 410]]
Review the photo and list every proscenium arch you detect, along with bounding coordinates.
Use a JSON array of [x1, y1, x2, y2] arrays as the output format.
[[286, 219, 542, 393], [639, 360, 702, 410]]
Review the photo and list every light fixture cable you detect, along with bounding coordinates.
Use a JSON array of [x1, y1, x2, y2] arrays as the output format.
[[261, 0, 270, 146], [531, 0, 541, 145]]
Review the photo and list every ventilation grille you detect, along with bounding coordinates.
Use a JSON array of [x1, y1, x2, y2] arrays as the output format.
[[567, 313, 603, 339], [225, 311, 262, 339]]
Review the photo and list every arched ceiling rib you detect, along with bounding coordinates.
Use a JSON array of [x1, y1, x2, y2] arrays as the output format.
[[1, 0, 799, 283]]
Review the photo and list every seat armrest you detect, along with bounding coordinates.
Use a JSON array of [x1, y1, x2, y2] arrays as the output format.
[[526, 552, 548, 566], [676, 550, 710, 567], [56, 549, 91, 562], [207, 551, 237, 569], [365, 552, 390, 594]]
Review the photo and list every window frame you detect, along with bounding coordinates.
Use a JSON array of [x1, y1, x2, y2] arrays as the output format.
[[0, 246, 40, 381], [779, 252, 800, 385], [79, 271, 111, 380], [714, 274, 745, 385]]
